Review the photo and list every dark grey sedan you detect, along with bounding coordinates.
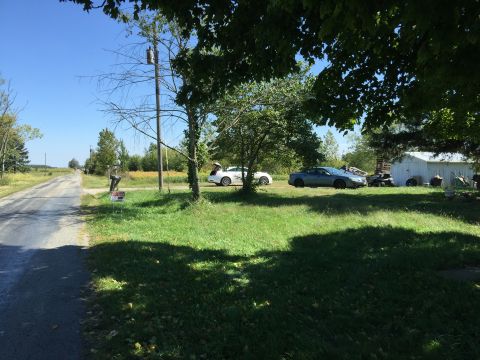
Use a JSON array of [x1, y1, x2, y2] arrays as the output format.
[[288, 167, 367, 189]]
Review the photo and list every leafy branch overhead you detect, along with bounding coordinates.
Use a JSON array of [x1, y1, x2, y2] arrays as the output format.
[[62, 0, 479, 133]]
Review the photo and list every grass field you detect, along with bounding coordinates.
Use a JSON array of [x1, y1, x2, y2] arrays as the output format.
[[0, 168, 72, 198], [82, 171, 289, 189], [82, 186, 480, 359]]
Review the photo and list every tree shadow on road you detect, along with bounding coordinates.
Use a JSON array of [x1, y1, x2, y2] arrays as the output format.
[[0, 244, 89, 359]]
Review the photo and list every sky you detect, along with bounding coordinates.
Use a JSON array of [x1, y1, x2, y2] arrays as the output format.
[[0, 0, 356, 167]]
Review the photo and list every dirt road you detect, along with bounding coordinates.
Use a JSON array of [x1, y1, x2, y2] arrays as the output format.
[[0, 172, 88, 360]]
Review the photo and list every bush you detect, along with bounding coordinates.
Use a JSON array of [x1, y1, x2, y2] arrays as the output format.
[[128, 155, 143, 171]]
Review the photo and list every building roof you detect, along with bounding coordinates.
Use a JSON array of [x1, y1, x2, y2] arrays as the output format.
[[405, 152, 473, 163]]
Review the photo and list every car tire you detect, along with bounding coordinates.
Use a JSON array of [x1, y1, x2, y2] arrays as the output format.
[[294, 179, 304, 188], [221, 177, 232, 186], [258, 176, 269, 185], [406, 178, 417, 186], [334, 179, 347, 189]]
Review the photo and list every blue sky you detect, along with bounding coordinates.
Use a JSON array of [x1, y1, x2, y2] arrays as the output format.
[[0, 0, 355, 167]]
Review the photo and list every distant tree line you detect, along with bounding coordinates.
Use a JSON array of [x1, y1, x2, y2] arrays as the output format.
[[85, 126, 382, 179], [83, 129, 191, 175]]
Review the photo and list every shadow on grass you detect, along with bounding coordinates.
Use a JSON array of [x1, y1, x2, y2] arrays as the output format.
[[87, 227, 480, 359], [205, 190, 480, 224], [81, 192, 193, 221]]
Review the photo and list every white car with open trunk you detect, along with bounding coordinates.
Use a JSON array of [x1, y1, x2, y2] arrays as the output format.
[[208, 163, 273, 186]]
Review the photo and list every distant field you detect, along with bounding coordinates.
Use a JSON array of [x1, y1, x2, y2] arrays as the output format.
[[0, 168, 72, 198], [82, 171, 289, 189]]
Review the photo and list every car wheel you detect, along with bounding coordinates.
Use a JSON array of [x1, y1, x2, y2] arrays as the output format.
[[334, 179, 347, 189], [294, 179, 304, 188], [221, 177, 231, 186], [258, 176, 269, 185]]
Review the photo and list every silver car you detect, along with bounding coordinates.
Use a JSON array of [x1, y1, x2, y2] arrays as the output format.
[[288, 167, 367, 189]]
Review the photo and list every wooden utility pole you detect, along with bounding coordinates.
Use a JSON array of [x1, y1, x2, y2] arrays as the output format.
[[148, 25, 164, 191]]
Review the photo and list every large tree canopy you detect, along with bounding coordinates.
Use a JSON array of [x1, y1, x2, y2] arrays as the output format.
[[63, 0, 479, 133]]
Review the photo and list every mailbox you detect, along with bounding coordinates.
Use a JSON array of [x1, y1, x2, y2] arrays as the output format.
[[109, 175, 122, 192]]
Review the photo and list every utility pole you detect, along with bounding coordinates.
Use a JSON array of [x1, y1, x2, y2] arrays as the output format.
[[88, 145, 93, 175], [147, 24, 163, 191]]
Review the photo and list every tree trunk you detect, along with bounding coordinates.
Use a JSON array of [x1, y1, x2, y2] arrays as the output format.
[[187, 110, 201, 201], [241, 130, 270, 194], [240, 126, 245, 184], [0, 131, 10, 179]]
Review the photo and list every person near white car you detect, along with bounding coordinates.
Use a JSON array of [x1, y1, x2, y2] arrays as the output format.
[[208, 163, 273, 186]]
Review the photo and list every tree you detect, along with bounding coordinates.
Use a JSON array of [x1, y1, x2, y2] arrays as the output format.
[[64, 0, 480, 148], [256, 147, 304, 175], [4, 134, 30, 173], [68, 158, 80, 169], [1, 78, 41, 177], [342, 134, 377, 173], [365, 110, 480, 165], [84, 151, 97, 174], [95, 129, 118, 175], [0, 114, 16, 176], [141, 143, 157, 171], [97, 14, 211, 201], [163, 147, 187, 172], [213, 70, 322, 193], [117, 140, 129, 172], [179, 133, 209, 171], [128, 155, 143, 171], [319, 130, 340, 167]]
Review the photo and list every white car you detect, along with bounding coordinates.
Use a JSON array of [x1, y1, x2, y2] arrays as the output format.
[[208, 164, 273, 186]]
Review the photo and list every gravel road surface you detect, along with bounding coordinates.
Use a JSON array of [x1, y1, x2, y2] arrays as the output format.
[[0, 172, 88, 360]]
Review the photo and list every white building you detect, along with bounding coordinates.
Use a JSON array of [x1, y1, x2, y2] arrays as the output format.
[[391, 152, 475, 187]]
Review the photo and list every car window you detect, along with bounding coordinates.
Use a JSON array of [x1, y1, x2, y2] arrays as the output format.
[[325, 168, 343, 176], [318, 169, 330, 175], [230, 167, 247, 173]]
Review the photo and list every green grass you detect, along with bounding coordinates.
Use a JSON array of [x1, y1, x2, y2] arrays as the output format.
[[0, 168, 72, 198], [82, 186, 480, 359]]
